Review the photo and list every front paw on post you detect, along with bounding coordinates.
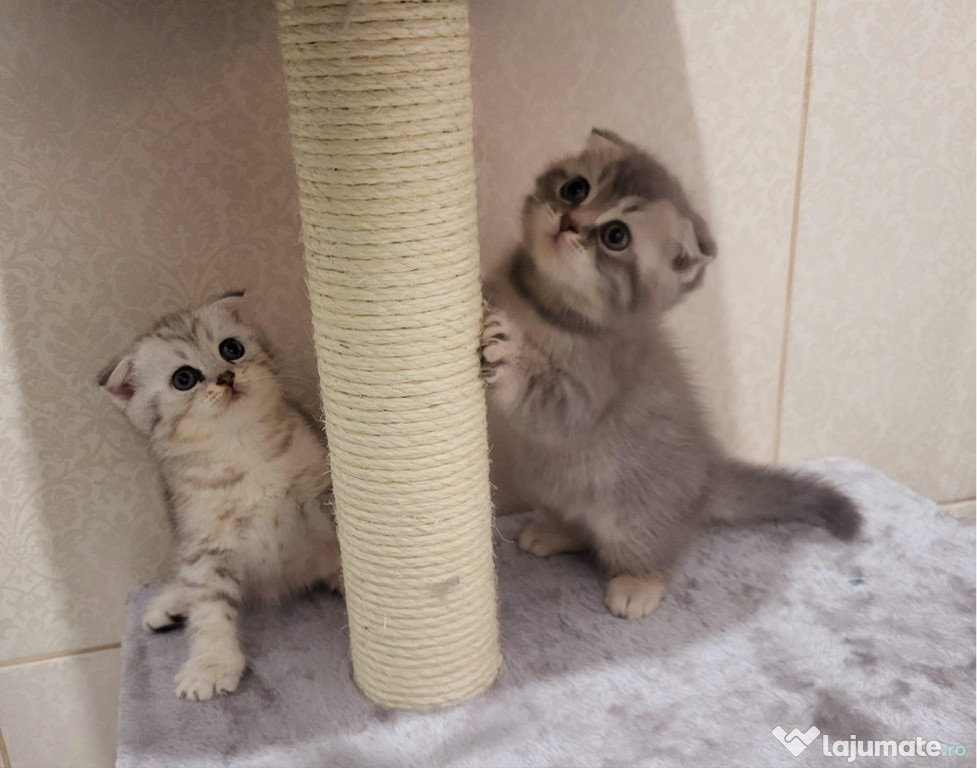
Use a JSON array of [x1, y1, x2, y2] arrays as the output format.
[[480, 310, 519, 384]]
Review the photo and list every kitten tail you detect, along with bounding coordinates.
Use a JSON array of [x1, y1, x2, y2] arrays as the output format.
[[705, 460, 862, 540]]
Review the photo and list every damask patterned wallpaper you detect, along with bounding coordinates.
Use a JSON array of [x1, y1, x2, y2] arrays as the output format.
[[0, 0, 316, 665], [0, 1, 973, 766]]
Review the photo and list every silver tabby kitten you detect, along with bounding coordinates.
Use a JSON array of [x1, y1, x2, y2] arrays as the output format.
[[99, 292, 341, 700], [482, 129, 861, 620]]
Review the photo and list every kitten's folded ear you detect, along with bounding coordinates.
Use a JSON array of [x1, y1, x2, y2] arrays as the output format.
[[209, 289, 246, 321], [688, 210, 716, 261], [98, 354, 136, 411], [586, 128, 630, 155], [670, 211, 716, 294]]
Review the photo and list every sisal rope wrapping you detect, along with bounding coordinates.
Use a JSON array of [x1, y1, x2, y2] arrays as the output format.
[[274, 0, 500, 708]]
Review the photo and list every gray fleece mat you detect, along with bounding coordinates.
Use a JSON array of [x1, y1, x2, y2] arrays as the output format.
[[116, 459, 976, 767]]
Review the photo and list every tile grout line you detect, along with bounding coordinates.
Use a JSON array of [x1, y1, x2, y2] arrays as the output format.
[[0, 642, 121, 671], [0, 727, 10, 768], [940, 497, 976, 507], [773, 0, 819, 464]]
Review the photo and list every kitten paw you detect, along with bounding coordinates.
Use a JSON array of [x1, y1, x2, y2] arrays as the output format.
[[480, 311, 520, 384], [518, 516, 586, 557], [142, 608, 185, 633], [143, 588, 187, 633], [311, 540, 344, 595], [605, 576, 666, 620], [325, 568, 345, 596], [175, 650, 247, 701]]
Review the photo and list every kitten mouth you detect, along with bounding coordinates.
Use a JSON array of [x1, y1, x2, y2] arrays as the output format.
[[220, 386, 244, 403], [550, 214, 580, 247]]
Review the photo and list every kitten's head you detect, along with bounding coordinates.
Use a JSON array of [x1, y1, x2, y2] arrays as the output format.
[[98, 292, 281, 440], [520, 128, 716, 325]]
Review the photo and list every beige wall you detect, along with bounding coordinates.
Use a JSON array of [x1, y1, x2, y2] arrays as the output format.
[[469, 0, 976, 498], [0, 2, 315, 765], [0, 1, 973, 765]]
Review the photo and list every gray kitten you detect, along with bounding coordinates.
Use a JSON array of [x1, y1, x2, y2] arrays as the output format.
[[481, 129, 860, 620], [99, 292, 341, 700]]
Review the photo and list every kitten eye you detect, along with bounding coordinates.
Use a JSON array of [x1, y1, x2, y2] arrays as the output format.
[[219, 338, 245, 362], [599, 220, 631, 251], [171, 366, 201, 391], [559, 177, 590, 205]]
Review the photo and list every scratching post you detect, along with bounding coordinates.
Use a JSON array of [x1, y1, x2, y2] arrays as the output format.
[[274, 0, 500, 708]]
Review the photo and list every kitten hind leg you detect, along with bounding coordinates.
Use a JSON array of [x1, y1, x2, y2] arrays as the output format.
[[518, 511, 589, 557], [142, 582, 188, 632], [311, 539, 344, 595]]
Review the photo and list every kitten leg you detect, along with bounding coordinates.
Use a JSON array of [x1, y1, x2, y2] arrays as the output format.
[[311, 539, 344, 595], [142, 582, 188, 632], [480, 310, 522, 398], [293, 495, 343, 595], [518, 512, 588, 557], [174, 554, 247, 701], [590, 513, 690, 620], [481, 309, 604, 436]]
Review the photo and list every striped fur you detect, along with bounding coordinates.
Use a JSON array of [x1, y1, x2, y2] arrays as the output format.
[[100, 294, 341, 700]]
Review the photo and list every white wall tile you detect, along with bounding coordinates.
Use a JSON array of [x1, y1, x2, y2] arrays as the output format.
[[0, 648, 121, 768], [470, 0, 811, 462], [779, 0, 976, 501], [943, 500, 976, 525]]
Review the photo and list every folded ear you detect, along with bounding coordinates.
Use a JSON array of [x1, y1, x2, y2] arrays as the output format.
[[585, 127, 630, 156], [208, 289, 246, 322], [214, 289, 245, 303], [688, 209, 717, 260], [670, 212, 716, 293], [98, 354, 136, 411]]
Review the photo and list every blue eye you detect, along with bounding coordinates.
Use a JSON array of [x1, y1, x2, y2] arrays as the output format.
[[219, 338, 244, 362], [172, 366, 201, 391]]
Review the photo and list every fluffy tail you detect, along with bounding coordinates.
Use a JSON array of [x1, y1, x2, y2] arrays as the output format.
[[704, 460, 861, 540]]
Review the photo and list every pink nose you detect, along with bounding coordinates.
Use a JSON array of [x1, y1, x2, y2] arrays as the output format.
[[559, 214, 579, 234]]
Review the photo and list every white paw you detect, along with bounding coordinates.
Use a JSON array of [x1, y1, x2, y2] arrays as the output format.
[[480, 310, 520, 384], [175, 651, 246, 701], [518, 516, 584, 557], [142, 593, 185, 633], [142, 606, 184, 633], [605, 576, 666, 620]]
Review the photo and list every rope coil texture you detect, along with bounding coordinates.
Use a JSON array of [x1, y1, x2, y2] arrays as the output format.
[[275, 0, 501, 708]]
